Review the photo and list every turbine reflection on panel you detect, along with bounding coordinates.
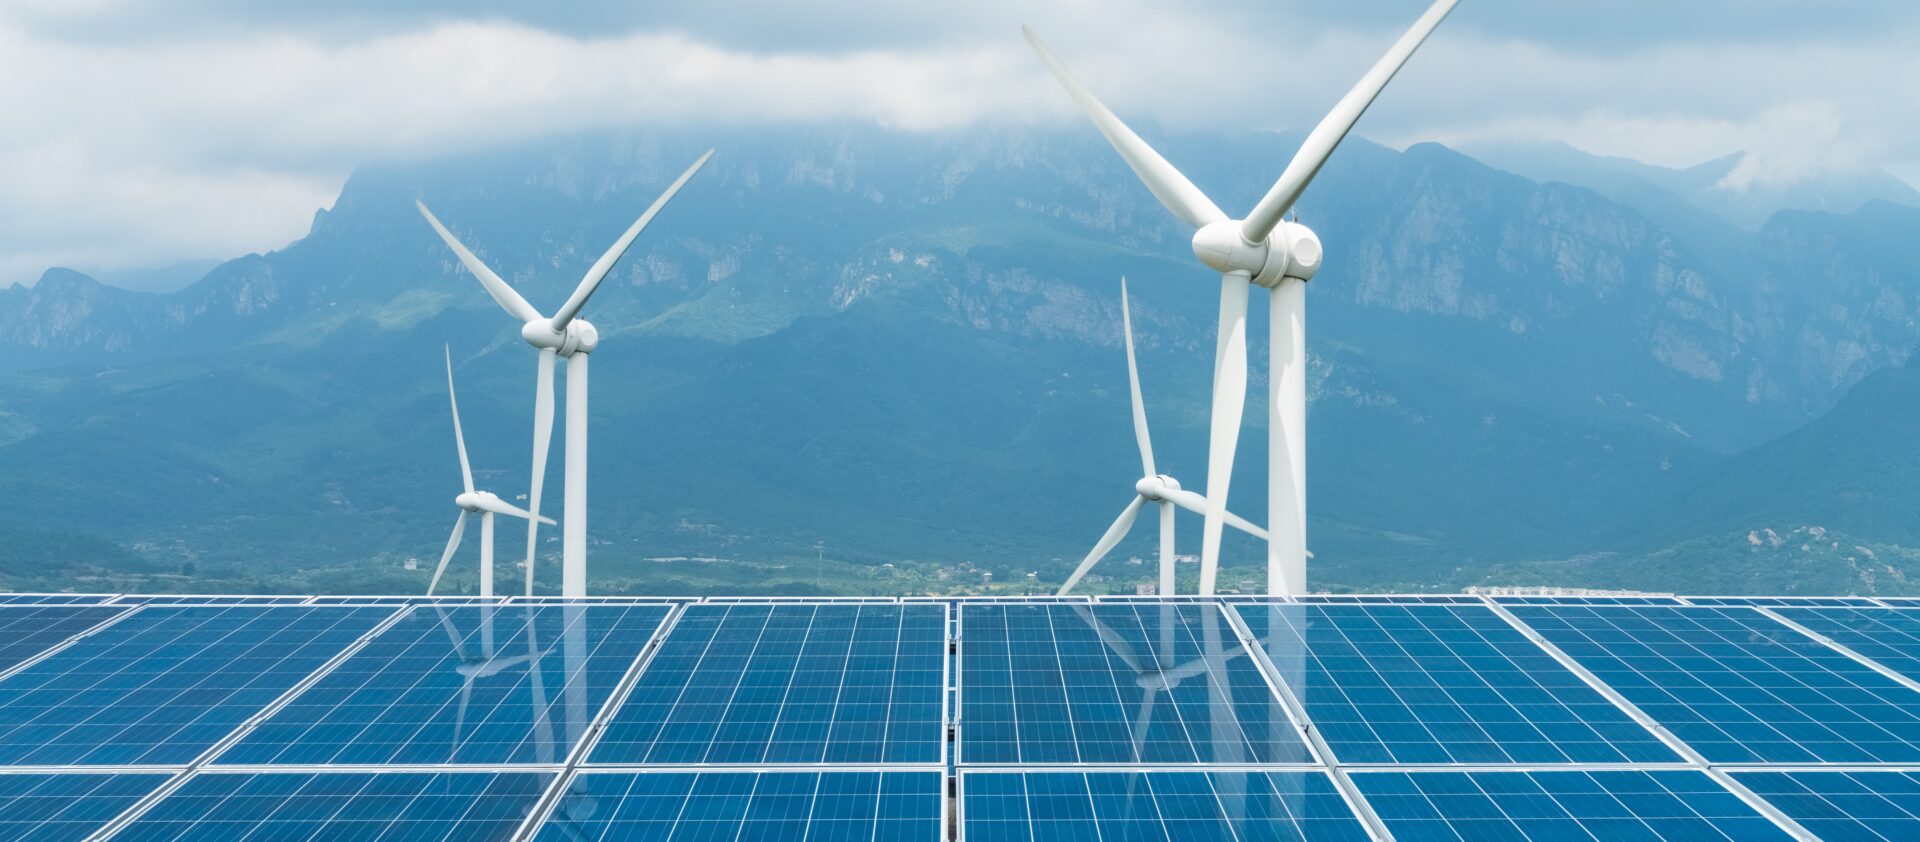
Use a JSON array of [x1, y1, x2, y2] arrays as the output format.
[[1026, 0, 1459, 594], [417, 150, 713, 597], [1058, 280, 1269, 597], [431, 346, 554, 598]]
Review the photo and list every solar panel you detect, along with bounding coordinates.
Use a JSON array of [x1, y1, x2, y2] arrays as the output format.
[[217, 603, 671, 767], [590, 602, 946, 765], [1686, 596, 1879, 607], [0, 605, 395, 766], [959, 602, 1312, 765], [1733, 770, 1920, 841], [961, 770, 1368, 841], [113, 595, 311, 605], [0, 595, 116, 605], [1492, 596, 1683, 606], [308, 596, 501, 605], [1233, 601, 1678, 764], [0, 604, 127, 673], [1509, 604, 1920, 763], [534, 771, 941, 841], [0, 772, 169, 841], [112, 770, 551, 841], [1294, 595, 1484, 604], [1771, 605, 1920, 683], [1351, 769, 1793, 841]]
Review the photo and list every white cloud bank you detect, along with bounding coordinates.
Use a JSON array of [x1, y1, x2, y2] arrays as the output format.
[[2, 5, 1918, 285]]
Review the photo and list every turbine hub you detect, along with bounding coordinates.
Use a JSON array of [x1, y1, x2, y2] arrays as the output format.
[[522, 318, 598, 356], [1135, 474, 1180, 500], [454, 491, 486, 512], [1190, 220, 1322, 288]]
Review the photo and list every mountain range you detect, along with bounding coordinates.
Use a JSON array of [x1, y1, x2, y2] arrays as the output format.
[[2, 125, 1918, 595]]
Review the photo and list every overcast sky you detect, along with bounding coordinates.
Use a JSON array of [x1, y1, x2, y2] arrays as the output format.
[[4, 0, 1918, 285]]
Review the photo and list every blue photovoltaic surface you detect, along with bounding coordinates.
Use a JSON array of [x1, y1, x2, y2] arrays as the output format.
[[960, 602, 1310, 765], [962, 770, 1367, 842], [1511, 604, 1920, 763], [0, 773, 169, 841], [591, 603, 945, 765], [0, 605, 126, 673], [535, 771, 940, 841], [1773, 605, 1920, 683], [1234, 602, 1676, 764], [0, 605, 394, 766], [219, 603, 671, 766], [1353, 769, 1792, 841], [114, 595, 310, 605], [0, 595, 115, 605], [1294, 595, 1483, 604], [1492, 596, 1684, 606], [114, 771, 551, 841], [1734, 770, 1920, 841], [1687, 596, 1880, 607]]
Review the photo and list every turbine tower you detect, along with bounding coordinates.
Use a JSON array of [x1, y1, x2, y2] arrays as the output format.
[[430, 347, 553, 597], [1058, 279, 1269, 596], [417, 150, 713, 597], [1026, 0, 1457, 594]]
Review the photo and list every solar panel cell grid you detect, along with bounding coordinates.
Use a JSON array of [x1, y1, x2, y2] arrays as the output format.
[[961, 771, 1369, 842], [217, 603, 671, 766], [1773, 606, 1920, 684], [1233, 602, 1677, 764], [959, 602, 1312, 765], [112, 770, 551, 841], [0, 773, 169, 842], [0, 595, 115, 605], [590, 602, 946, 765], [535, 771, 941, 841], [0, 605, 395, 766], [1509, 604, 1920, 763], [0, 605, 127, 674], [1734, 770, 1920, 842], [1353, 770, 1793, 841]]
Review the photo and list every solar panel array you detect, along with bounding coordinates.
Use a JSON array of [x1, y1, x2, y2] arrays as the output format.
[[0, 593, 1916, 840]]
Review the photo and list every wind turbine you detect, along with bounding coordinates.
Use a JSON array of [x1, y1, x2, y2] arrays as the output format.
[[430, 346, 553, 598], [1058, 279, 1270, 597], [1025, 0, 1458, 594], [417, 150, 713, 597]]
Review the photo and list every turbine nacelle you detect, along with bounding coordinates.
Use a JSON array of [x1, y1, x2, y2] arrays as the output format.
[[1135, 474, 1181, 501], [1191, 220, 1323, 288], [522, 319, 599, 356]]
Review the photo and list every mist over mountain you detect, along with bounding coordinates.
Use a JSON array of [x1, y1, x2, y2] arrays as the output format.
[[3, 124, 1919, 594]]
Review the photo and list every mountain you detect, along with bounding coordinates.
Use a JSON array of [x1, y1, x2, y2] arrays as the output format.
[[1464, 139, 1920, 231], [3, 125, 1920, 595]]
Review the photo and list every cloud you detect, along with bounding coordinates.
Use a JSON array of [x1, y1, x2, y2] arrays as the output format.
[[2, 2, 1919, 284]]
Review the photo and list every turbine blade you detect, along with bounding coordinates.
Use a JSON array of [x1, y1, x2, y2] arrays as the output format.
[[1057, 496, 1146, 596], [524, 348, 557, 597], [477, 495, 556, 525], [445, 346, 474, 494], [1199, 275, 1251, 595], [1162, 488, 1270, 542], [1023, 27, 1227, 230], [1121, 279, 1155, 477], [427, 511, 468, 596], [551, 150, 714, 332], [415, 200, 544, 324], [1241, 0, 1458, 243]]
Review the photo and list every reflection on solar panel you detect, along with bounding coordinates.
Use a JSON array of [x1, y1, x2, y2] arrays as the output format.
[[0, 605, 394, 766], [0, 772, 168, 841], [114, 770, 550, 841], [1773, 606, 1920, 683], [592, 603, 945, 765], [1511, 604, 1920, 763], [1354, 769, 1792, 840], [1294, 595, 1483, 604], [960, 602, 1310, 765], [535, 771, 940, 841], [1234, 602, 1677, 764], [1688, 596, 1880, 607], [1734, 770, 1920, 841], [1492, 596, 1683, 605], [961, 771, 1367, 841], [114, 595, 310, 605], [0, 605, 126, 673], [219, 603, 671, 766]]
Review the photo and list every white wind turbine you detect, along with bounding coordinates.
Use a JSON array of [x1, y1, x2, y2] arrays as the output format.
[[417, 150, 713, 597], [1058, 279, 1270, 596], [1025, 0, 1457, 595], [430, 347, 553, 598]]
